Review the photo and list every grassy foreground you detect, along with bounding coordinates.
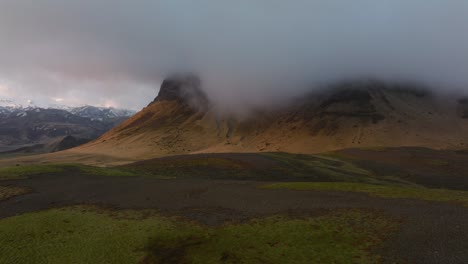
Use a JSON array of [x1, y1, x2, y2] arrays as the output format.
[[263, 182, 468, 207], [0, 207, 398, 264]]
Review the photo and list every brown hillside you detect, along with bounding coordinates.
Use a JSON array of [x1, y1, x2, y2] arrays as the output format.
[[68, 78, 468, 163]]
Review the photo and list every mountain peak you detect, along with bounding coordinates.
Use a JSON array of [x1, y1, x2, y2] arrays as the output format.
[[151, 75, 208, 109]]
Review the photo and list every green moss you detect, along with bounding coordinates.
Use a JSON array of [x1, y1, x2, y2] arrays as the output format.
[[78, 165, 139, 177], [78, 165, 175, 179], [178, 211, 398, 264], [261, 153, 391, 184], [151, 157, 245, 169], [0, 207, 398, 264], [0, 164, 153, 180], [263, 182, 468, 206], [0, 206, 199, 264], [0, 165, 66, 180], [125, 157, 255, 180]]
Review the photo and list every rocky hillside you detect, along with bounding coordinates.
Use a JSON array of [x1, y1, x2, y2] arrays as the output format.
[[72, 77, 468, 161]]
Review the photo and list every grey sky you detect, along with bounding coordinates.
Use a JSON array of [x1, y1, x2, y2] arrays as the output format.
[[1, 1, 468, 110]]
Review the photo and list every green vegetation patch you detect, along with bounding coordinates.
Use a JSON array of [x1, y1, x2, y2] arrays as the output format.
[[424, 159, 450, 166], [149, 157, 246, 170], [0, 186, 30, 201], [0, 206, 196, 264], [0, 165, 66, 180], [120, 152, 396, 182], [159, 210, 399, 264], [263, 182, 468, 206], [125, 157, 256, 180], [78, 165, 139, 177], [0, 207, 398, 264], [262, 153, 392, 184], [0, 164, 146, 180]]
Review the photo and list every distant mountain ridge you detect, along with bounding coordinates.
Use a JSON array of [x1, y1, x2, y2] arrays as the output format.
[[0, 103, 135, 153], [0, 99, 135, 119]]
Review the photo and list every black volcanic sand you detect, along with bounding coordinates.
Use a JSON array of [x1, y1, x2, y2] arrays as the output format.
[[1, 173, 468, 264], [336, 147, 468, 190]]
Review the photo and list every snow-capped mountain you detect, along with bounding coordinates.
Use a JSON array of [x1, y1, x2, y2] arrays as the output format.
[[0, 100, 135, 153], [69, 106, 136, 121], [0, 99, 135, 121], [0, 98, 36, 108]]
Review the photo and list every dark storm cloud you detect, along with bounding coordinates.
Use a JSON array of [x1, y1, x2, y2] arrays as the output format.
[[1, 0, 468, 110]]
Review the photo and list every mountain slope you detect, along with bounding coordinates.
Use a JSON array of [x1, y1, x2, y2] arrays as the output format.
[[72, 78, 468, 161]]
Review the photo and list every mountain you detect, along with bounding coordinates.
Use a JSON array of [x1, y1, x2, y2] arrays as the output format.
[[0, 104, 135, 153], [70, 77, 468, 162], [70, 106, 135, 121], [0, 98, 33, 108]]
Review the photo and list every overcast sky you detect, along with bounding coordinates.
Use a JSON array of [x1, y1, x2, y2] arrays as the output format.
[[1, 1, 468, 110]]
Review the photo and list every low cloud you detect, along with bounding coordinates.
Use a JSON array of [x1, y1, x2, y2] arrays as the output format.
[[1, 1, 468, 110]]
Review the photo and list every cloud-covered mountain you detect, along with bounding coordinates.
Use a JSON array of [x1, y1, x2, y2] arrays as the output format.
[[68, 77, 468, 163]]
